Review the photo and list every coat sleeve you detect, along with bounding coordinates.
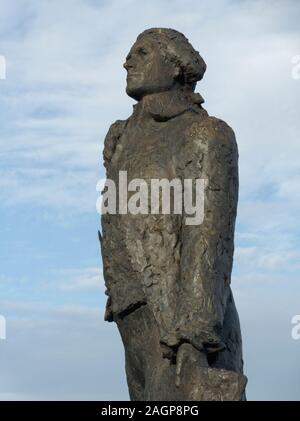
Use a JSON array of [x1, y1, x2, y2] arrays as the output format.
[[173, 116, 239, 352], [103, 119, 126, 170], [101, 119, 133, 322]]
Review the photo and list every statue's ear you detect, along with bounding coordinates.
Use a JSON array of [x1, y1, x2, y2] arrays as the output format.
[[173, 64, 185, 84], [173, 66, 181, 78]]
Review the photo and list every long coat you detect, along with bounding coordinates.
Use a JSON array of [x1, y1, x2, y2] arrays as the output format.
[[101, 90, 246, 400]]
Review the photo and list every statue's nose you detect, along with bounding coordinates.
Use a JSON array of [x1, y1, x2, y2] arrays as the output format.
[[124, 54, 134, 71]]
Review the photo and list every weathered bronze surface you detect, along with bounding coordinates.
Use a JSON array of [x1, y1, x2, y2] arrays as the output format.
[[100, 28, 247, 401]]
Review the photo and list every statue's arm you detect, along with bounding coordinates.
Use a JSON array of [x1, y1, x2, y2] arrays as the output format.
[[101, 118, 127, 322], [103, 119, 126, 170], [174, 116, 239, 352]]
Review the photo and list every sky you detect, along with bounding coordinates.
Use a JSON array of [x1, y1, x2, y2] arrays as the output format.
[[0, 0, 299, 400]]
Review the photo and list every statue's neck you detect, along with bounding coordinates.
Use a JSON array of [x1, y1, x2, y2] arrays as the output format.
[[133, 89, 205, 121]]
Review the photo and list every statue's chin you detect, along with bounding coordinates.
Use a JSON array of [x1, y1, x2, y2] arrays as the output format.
[[126, 80, 175, 101], [126, 84, 145, 101]]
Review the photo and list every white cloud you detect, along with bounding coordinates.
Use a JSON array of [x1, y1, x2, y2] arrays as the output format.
[[58, 267, 104, 292], [0, 300, 128, 400], [233, 244, 300, 286]]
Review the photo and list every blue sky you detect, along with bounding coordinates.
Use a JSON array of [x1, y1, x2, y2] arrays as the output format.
[[0, 0, 299, 400]]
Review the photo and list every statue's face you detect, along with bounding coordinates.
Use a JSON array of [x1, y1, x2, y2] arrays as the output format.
[[124, 37, 179, 101]]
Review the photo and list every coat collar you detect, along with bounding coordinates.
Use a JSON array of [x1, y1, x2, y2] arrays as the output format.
[[133, 90, 205, 121]]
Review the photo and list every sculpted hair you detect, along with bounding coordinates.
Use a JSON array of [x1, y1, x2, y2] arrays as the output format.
[[137, 28, 207, 91]]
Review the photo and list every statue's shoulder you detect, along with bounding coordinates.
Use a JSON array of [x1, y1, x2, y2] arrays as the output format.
[[183, 116, 238, 179], [103, 119, 127, 168], [187, 115, 237, 152], [106, 119, 127, 137]]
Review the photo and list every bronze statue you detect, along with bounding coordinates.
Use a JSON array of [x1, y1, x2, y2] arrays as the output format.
[[100, 28, 247, 400]]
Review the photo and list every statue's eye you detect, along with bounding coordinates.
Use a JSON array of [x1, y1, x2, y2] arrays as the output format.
[[139, 48, 148, 56]]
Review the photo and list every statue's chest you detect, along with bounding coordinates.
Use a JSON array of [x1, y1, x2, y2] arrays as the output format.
[[113, 119, 184, 180]]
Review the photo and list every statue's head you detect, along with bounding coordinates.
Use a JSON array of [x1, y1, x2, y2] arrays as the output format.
[[124, 28, 206, 101]]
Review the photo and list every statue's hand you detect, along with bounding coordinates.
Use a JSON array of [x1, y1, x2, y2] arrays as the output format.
[[175, 342, 208, 387]]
